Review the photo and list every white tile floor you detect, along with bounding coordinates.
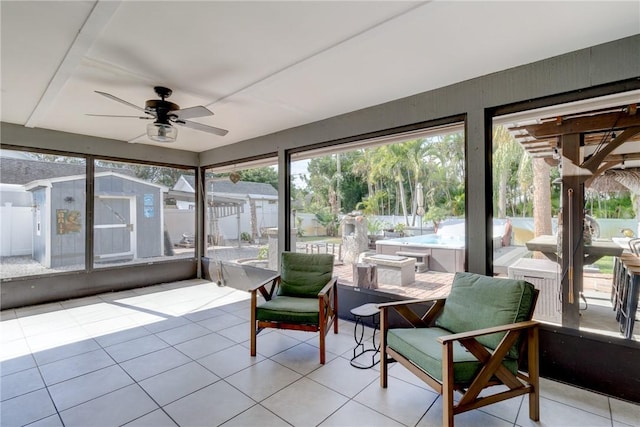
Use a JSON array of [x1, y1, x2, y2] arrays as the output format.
[[1, 279, 639, 427]]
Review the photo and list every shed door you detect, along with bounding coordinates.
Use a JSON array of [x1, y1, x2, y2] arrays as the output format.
[[94, 196, 136, 262]]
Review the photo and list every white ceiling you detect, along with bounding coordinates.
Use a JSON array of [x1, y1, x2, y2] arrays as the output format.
[[2, 1, 639, 153]]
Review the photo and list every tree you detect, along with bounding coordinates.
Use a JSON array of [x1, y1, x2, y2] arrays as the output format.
[[404, 139, 429, 225], [297, 132, 467, 227], [128, 165, 183, 187], [424, 206, 448, 233], [369, 144, 411, 223], [238, 167, 278, 189], [305, 155, 338, 213], [421, 133, 465, 217], [493, 126, 522, 218], [304, 152, 367, 215], [516, 151, 533, 216], [533, 157, 552, 237], [315, 209, 339, 236]]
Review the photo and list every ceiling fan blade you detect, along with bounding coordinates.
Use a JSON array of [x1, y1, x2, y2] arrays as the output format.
[[95, 91, 148, 114], [86, 114, 152, 119], [173, 106, 213, 120], [177, 119, 228, 136]]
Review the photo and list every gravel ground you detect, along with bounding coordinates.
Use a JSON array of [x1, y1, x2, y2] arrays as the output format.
[[0, 256, 82, 279]]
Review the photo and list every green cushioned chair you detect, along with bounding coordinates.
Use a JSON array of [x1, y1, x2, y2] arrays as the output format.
[[379, 272, 540, 427], [250, 252, 338, 364]]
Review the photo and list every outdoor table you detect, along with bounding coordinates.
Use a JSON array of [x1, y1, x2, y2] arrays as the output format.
[[349, 303, 380, 369], [525, 235, 623, 265], [526, 235, 624, 314]]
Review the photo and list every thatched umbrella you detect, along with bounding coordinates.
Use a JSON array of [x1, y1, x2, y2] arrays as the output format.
[[586, 168, 640, 194], [587, 169, 640, 237]]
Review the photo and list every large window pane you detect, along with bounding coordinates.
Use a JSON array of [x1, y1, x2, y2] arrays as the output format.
[[290, 126, 465, 296], [494, 93, 640, 341], [205, 160, 279, 271], [93, 160, 195, 268], [0, 149, 86, 278]]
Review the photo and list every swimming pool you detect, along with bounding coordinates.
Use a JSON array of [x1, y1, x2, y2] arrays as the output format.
[[373, 219, 510, 273], [380, 233, 465, 248]]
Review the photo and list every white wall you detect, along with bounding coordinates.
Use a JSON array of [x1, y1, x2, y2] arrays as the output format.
[[0, 206, 33, 256], [165, 199, 279, 244], [213, 199, 278, 241], [164, 209, 195, 245]]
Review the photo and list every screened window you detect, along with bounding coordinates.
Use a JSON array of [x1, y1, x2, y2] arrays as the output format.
[[0, 149, 87, 278], [492, 92, 639, 341], [205, 159, 280, 272], [92, 160, 195, 268], [290, 124, 465, 290]]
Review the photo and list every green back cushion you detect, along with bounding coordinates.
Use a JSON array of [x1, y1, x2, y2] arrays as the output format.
[[435, 272, 535, 358], [278, 252, 334, 298]]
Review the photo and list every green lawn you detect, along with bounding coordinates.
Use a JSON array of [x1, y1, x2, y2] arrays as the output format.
[[592, 256, 614, 275], [298, 236, 342, 244]]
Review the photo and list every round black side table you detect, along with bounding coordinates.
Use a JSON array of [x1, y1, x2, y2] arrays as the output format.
[[349, 303, 380, 369]]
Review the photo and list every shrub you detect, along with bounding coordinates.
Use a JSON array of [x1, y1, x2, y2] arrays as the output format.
[[258, 246, 268, 260]]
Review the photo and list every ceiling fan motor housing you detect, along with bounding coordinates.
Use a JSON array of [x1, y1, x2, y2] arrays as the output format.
[[145, 99, 180, 117]]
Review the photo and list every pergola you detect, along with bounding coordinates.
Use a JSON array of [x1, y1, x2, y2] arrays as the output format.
[[166, 189, 245, 246], [508, 103, 640, 326]]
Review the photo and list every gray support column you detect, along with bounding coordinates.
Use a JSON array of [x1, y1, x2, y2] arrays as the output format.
[[277, 149, 290, 271], [86, 157, 95, 270], [466, 109, 492, 275], [236, 207, 241, 248], [195, 167, 205, 277]]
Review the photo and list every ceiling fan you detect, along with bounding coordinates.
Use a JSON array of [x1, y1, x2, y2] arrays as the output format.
[[89, 86, 228, 143]]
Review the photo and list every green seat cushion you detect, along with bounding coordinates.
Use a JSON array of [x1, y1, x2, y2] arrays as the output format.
[[435, 272, 535, 359], [256, 296, 319, 324], [278, 252, 334, 298], [387, 327, 518, 383]]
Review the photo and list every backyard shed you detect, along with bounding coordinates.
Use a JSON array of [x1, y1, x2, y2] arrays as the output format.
[[24, 172, 167, 267]]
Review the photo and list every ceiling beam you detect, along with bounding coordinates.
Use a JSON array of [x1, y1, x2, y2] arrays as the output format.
[[582, 126, 640, 173], [25, 1, 121, 128], [524, 110, 640, 139], [584, 161, 622, 187]]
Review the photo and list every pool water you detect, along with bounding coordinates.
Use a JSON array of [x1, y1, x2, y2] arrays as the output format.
[[380, 233, 465, 248]]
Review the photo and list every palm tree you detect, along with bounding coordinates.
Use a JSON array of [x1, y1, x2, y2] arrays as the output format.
[[370, 144, 411, 224], [532, 157, 552, 237], [405, 139, 429, 226], [493, 126, 522, 218], [422, 133, 465, 215]]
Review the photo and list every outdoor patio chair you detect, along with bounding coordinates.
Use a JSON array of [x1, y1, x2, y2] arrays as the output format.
[[379, 272, 540, 427], [249, 252, 338, 364]]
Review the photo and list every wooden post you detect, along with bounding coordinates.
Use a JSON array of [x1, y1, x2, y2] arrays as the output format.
[[560, 133, 583, 328]]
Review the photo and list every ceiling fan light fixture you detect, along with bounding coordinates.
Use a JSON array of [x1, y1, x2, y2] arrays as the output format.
[[147, 121, 177, 143]]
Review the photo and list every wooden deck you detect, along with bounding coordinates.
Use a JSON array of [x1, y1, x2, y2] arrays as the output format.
[[334, 245, 529, 299], [334, 262, 454, 299]]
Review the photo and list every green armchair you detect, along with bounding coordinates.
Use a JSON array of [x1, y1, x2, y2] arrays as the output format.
[[380, 272, 540, 427], [250, 252, 338, 364]]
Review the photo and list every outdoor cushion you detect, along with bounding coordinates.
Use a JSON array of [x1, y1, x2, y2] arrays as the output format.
[[435, 271, 535, 359], [387, 327, 518, 383], [278, 252, 334, 298], [256, 296, 319, 324]]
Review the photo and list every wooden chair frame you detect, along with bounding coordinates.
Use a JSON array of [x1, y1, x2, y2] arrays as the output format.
[[379, 294, 540, 427], [249, 274, 338, 364]]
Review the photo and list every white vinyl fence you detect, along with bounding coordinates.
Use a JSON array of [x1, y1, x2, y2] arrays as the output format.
[[0, 206, 33, 256]]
